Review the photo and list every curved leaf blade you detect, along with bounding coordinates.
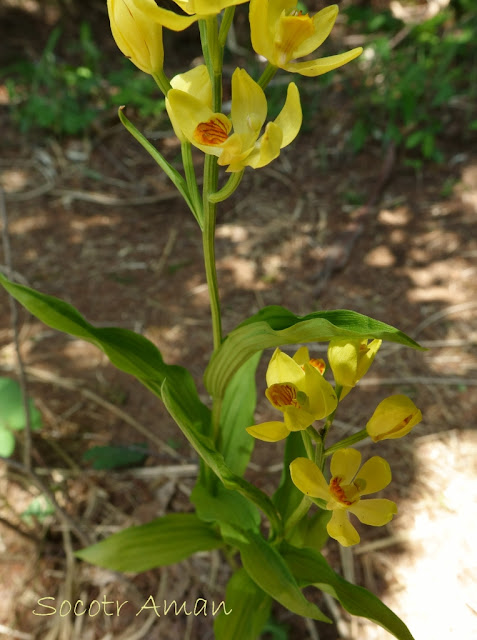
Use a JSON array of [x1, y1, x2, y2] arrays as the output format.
[[161, 378, 283, 540], [205, 305, 424, 398], [221, 527, 331, 623], [282, 543, 415, 640], [219, 351, 261, 476], [0, 274, 210, 432], [75, 513, 222, 572], [191, 483, 261, 531]]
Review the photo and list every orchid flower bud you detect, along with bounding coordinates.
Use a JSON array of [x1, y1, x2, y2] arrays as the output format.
[[366, 395, 422, 442]]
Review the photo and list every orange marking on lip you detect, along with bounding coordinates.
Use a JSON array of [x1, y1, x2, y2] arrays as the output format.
[[268, 383, 299, 408], [330, 477, 354, 506], [309, 358, 326, 374], [194, 118, 229, 145]]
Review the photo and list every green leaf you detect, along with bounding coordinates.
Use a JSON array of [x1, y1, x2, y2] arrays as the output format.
[[300, 510, 331, 550], [161, 378, 283, 541], [191, 483, 261, 531], [82, 443, 148, 470], [282, 543, 415, 640], [222, 527, 331, 623], [214, 568, 272, 640], [219, 351, 261, 476], [288, 510, 331, 551], [0, 377, 43, 432], [0, 428, 16, 457], [0, 275, 210, 435], [75, 513, 223, 572], [273, 431, 307, 522], [205, 305, 424, 398]]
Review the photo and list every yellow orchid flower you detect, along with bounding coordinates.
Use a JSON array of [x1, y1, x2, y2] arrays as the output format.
[[249, 1, 363, 77], [327, 338, 381, 399], [166, 66, 302, 172], [171, 0, 248, 15], [290, 449, 397, 546], [246, 347, 337, 442], [107, 0, 165, 74], [366, 395, 422, 442]]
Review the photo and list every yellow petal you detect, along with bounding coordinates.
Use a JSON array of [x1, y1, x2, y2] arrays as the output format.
[[327, 339, 360, 388], [275, 12, 315, 64], [330, 448, 361, 484], [250, 0, 294, 63], [356, 338, 382, 380], [246, 121, 283, 169], [302, 362, 337, 419], [292, 346, 310, 366], [266, 348, 305, 387], [327, 509, 360, 546], [366, 394, 422, 442], [231, 68, 267, 146], [355, 456, 392, 495], [283, 47, 363, 77], [246, 421, 290, 442], [133, 0, 198, 30], [348, 498, 397, 526], [292, 5, 338, 60], [328, 337, 380, 389], [108, 0, 164, 75], [167, 66, 212, 141], [173, 0, 248, 14], [166, 89, 231, 155], [170, 65, 212, 107], [283, 406, 316, 431], [289, 457, 330, 500], [273, 82, 302, 148]]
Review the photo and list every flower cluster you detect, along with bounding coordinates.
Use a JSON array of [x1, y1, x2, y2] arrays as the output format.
[[248, 341, 422, 546], [107, 0, 362, 171]]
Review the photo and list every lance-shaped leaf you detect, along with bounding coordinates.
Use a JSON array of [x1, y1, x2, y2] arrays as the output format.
[[214, 568, 272, 640], [161, 378, 283, 540], [75, 513, 222, 572], [0, 274, 210, 435], [205, 305, 424, 398], [282, 543, 415, 640], [191, 483, 261, 531], [219, 351, 261, 476], [221, 526, 331, 623]]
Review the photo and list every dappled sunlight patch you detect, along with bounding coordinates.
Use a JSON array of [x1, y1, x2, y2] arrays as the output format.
[[380, 431, 477, 639], [378, 206, 412, 227], [364, 245, 396, 268]]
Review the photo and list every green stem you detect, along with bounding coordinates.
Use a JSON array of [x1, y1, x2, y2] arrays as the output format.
[[118, 107, 198, 222], [199, 14, 224, 453], [315, 435, 325, 471], [181, 142, 203, 228], [152, 70, 171, 95], [218, 6, 235, 49], [301, 429, 314, 460], [258, 63, 279, 89], [283, 495, 311, 537], [324, 429, 369, 457], [202, 155, 222, 353], [199, 19, 213, 82], [208, 170, 244, 203]]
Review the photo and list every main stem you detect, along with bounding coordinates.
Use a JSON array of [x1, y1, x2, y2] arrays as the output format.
[[200, 16, 224, 446], [202, 155, 222, 353]]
